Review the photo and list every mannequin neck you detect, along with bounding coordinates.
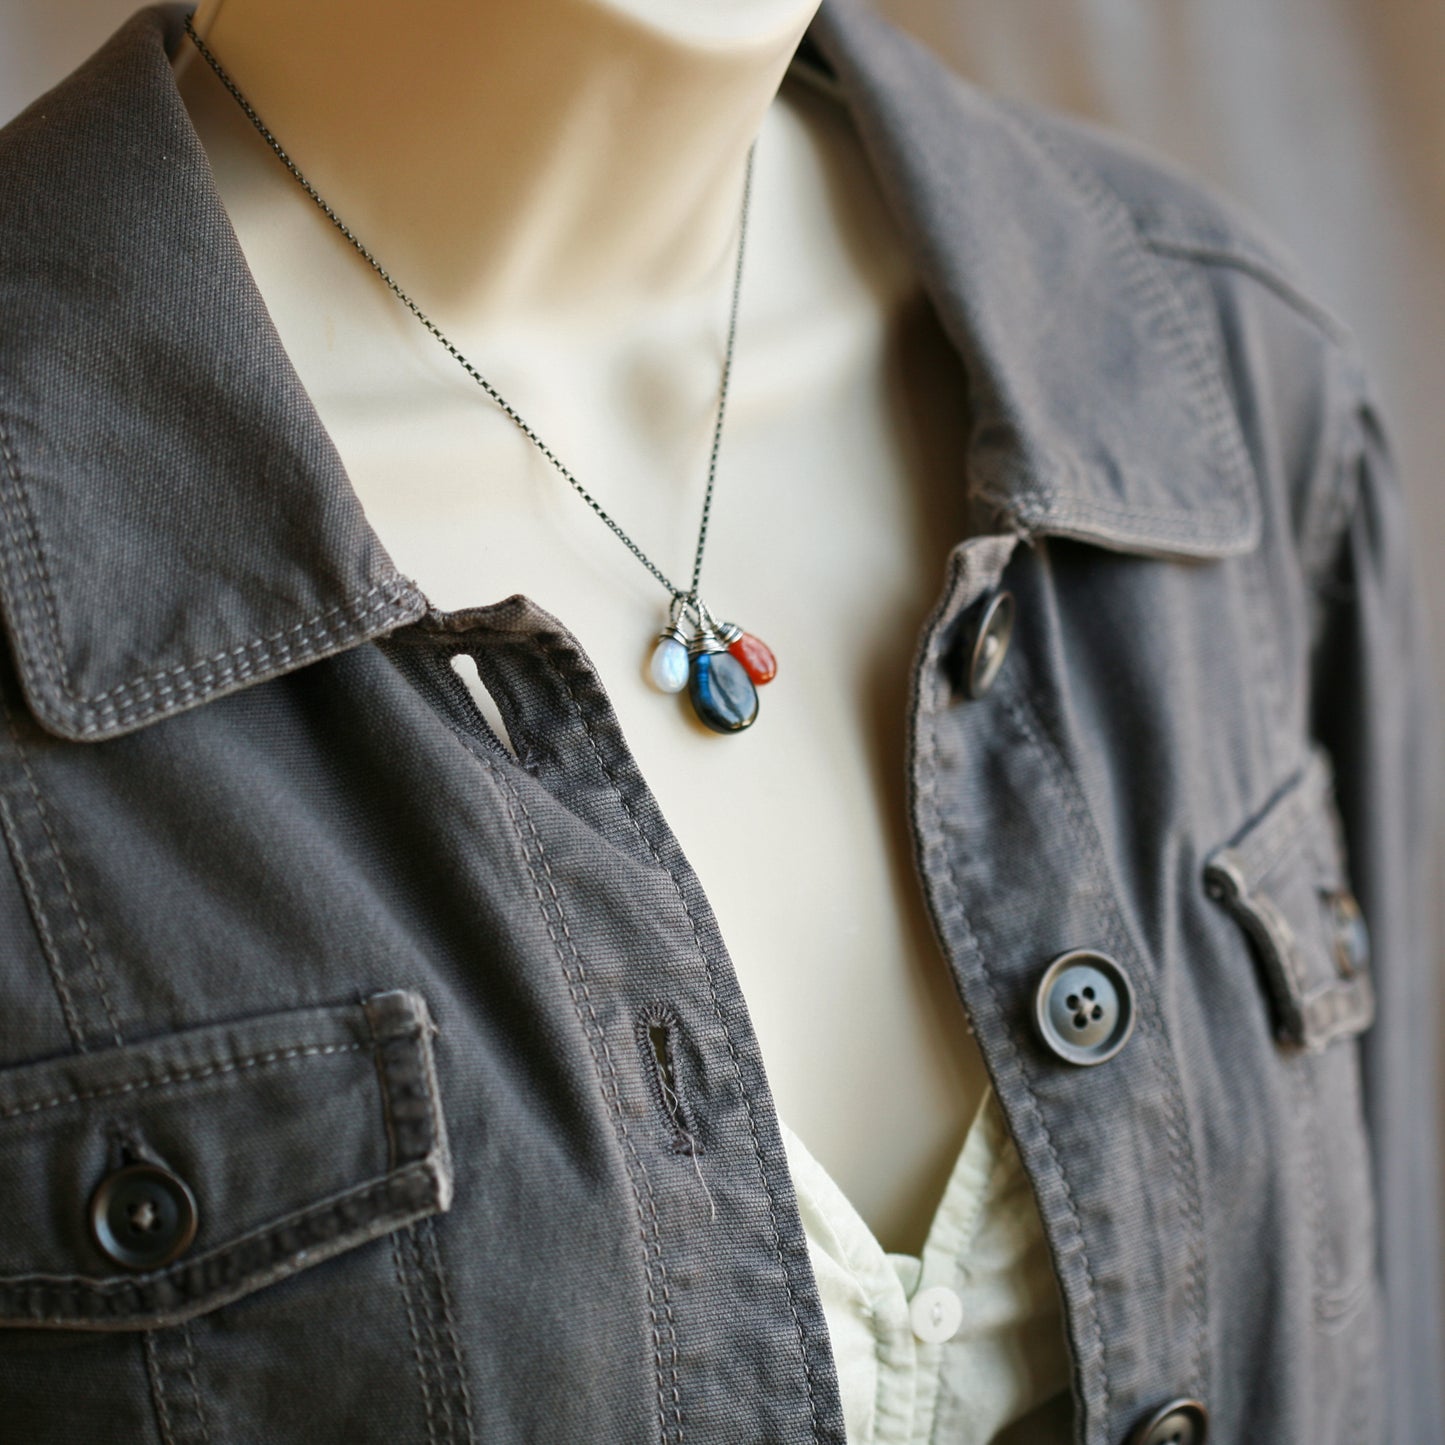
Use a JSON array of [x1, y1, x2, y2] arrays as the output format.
[[174, 0, 820, 333]]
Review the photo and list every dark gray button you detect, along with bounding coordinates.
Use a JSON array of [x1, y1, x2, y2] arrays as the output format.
[[1124, 1396, 1209, 1445], [1033, 949, 1136, 1066], [964, 589, 1014, 698], [1326, 888, 1370, 977], [89, 1163, 199, 1271]]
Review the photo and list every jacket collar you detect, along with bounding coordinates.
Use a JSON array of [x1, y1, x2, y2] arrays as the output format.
[[802, 0, 1259, 557], [0, 1, 1257, 742]]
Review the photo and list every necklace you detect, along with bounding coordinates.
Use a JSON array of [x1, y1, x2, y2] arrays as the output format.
[[182, 15, 777, 735]]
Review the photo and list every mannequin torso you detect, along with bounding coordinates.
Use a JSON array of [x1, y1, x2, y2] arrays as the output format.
[[171, 3, 990, 1256]]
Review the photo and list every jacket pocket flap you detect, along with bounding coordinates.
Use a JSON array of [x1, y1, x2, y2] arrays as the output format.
[[1203, 744, 1375, 1050], [0, 988, 451, 1330]]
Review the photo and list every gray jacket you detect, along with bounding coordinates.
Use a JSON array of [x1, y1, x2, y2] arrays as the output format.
[[0, 3, 1439, 1442]]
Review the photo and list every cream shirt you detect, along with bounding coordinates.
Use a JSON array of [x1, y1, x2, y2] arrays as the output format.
[[779, 1087, 1072, 1443]]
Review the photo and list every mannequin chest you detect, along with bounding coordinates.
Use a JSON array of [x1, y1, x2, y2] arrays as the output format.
[[186, 73, 988, 1254]]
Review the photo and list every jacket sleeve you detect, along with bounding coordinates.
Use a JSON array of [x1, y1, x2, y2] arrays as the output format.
[[1307, 356, 1445, 1436]]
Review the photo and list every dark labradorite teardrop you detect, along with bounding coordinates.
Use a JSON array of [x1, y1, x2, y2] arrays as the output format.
[[688, 649, 759, 733]]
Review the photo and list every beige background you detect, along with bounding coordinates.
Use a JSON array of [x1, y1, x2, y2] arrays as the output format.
[[5, 0, 1445, 1345]]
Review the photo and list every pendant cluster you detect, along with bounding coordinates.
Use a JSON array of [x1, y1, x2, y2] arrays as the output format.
[[649, 598, 776, 734]]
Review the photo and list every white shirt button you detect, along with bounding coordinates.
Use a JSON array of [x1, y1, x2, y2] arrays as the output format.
[[909, 1283, 963, 1343]]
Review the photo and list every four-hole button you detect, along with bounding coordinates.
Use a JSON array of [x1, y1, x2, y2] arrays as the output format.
[[1033, 949, 1136, 1066]]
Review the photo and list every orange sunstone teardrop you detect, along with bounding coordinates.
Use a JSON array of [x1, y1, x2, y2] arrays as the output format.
[[727, 631, 777, 685]]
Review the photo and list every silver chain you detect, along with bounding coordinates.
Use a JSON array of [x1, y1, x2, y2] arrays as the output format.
[[183, 14, 756, 617]]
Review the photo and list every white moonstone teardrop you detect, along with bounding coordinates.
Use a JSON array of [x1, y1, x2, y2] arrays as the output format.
[[649, 636, 690, 693]]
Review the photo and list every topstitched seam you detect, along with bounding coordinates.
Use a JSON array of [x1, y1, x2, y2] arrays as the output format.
[[917, 664, 1113, 1434], [0, 1040, 366, 1122], [533, 624, 827, 1443], [0, 425, 421, 723], [474, 739, 683, 1445], [996, 586, 1210, 1407], [3, 714, 121, 1045]]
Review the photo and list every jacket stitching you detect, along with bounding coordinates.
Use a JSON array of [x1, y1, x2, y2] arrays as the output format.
[[997, 103, 1260, 538], [1297, 1041, 1381, 1327], [1233, 475, 1385, 1338], [0, 417, 423, 725], [177, 1322, 211, 1445], [1346, 1265, 1381, 1437], [405, 1220, 464, 1445], [73, 581, 410, 712], [1207, 856, 1311, 1036], [367, 1008, 403, 1170], [533, 624, 828, 1444], [369, 1004, 455, 1441], [1232, 755, 1327, 889], [0, 419, 72, 701], [425, 1217, 479, 1442], [364, 995, 446, 1172], [0, 747, 85, 1046], [1251, 891, 1310, 1006], [0, 1039, 366, 1122], [0, 431, 422, 731], [411, 1219, 474, 1444], [0, 1161, 442, 1317], [143, 1329, 180, 1445], [365, 999, 449, 1175], [144, 1322, 212, 1445], [392, 1226, 442, 1445], [1006, 674, 1212, 1407], [974, 482, 1248, 535], [1139, 230, 1354, 347], [1, 710, 121, 1045], [1231, 434, 1295, 781], [477, 746, 684, 1445], [917, 659, 1112, 1434], [1292, 1062, 1339, 1320], [0, 678, 119, 1046], [1293, 1053, 1378, 1327], [59, 583, 417, 733]]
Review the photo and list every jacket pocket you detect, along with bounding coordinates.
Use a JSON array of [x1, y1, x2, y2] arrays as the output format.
[[1202, 742, 1373, 1052], [0, 987, 451, 1330], [1202, 743, 1381, 1330]]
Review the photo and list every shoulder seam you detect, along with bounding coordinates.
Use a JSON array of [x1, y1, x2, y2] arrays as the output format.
[[1140, 231, 1355, 349], [990, 94, 1357, 351]]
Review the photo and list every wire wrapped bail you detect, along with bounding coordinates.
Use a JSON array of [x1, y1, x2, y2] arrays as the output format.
[[712, 610, 778, 686]]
